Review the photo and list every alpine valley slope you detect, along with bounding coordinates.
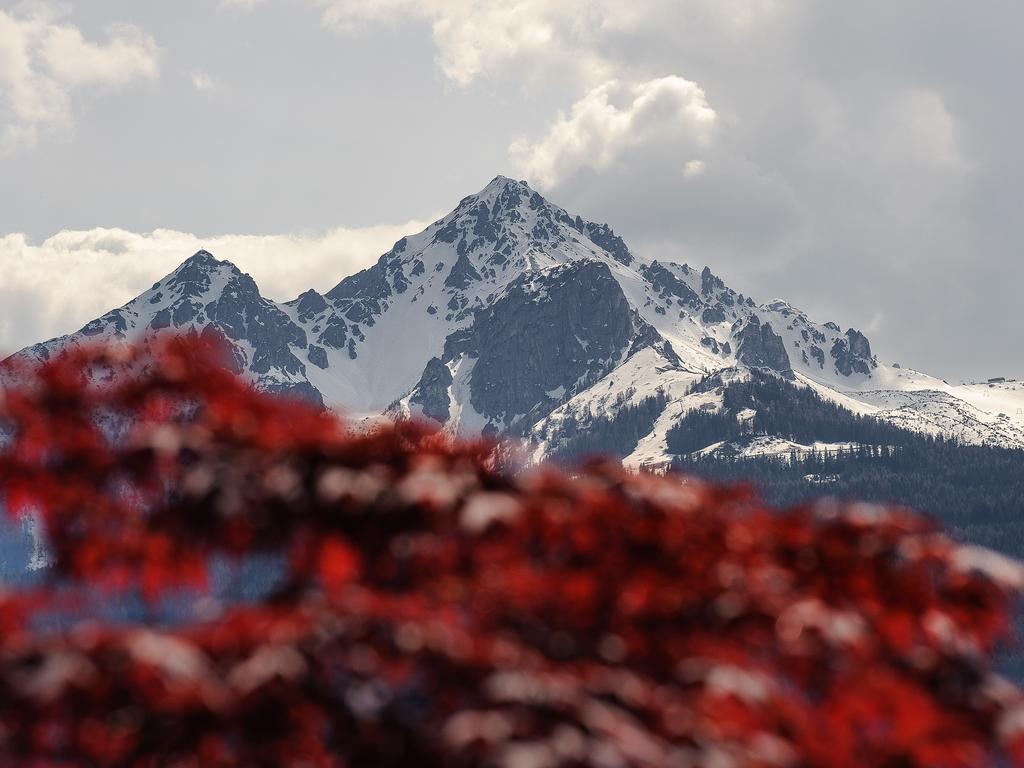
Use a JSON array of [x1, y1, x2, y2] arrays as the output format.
[[9, 176, 1024, 467]]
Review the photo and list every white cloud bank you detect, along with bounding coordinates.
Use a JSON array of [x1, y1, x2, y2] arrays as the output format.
[[509, 76, 717, 189], [219, 0, 268, 10], [310, 0, 627, 86], [0, 4, 159, 151], [0, 220, 431, 356], [191, 71, 216, 93], [309, 0, 779, 87]]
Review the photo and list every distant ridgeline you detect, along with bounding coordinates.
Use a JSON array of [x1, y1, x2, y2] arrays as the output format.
[[511, 367, 1024, 562], [661, 370, 1024, 559], [4, 173, 1023, 569]]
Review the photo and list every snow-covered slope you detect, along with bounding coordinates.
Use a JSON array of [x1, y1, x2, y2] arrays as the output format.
[[15, 251, 323, 403], [8, 176, 1024, 463]]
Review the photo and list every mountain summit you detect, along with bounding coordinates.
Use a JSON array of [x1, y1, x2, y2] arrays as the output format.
[[10, 177, 1024, 463]]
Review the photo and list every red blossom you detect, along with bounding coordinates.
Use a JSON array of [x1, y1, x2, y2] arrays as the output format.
[[0, 335, 1022, 766]]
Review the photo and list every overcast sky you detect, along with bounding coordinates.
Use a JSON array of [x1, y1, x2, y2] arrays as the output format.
[[1, 0, 1021, 381]]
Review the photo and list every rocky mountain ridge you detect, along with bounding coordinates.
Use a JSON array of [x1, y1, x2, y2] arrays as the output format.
[[9, 176, 1024, 466]]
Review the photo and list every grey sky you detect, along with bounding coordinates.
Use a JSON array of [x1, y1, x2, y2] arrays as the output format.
[[1, 0, 1021, 381]]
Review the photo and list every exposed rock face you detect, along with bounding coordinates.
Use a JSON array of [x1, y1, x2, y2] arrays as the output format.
[[809, 345, 825, 369], [325, 259, 392, 306], [579, 222, 634, 266], [702, 305, 727, 325], [831, 328, 875, 376], [701, 266, 725, 297], [701, 336, 721, 354], [318, 316, 348, 350], [324, 250, 396, 328], [444, 251, 483, 290], [409, 357, 453, 424], [204, 274, 307, 376], [294, 290, 329, 322], [639, 262, 701, 307], [847, 329, 872, 359], [167, 250, 218, 294], [307, 345, 328, 370], [465, 261, 647, 429], [734, 317, 791, 373]]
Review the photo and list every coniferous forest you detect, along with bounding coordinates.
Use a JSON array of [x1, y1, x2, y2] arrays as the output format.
[[547, 392, 670, 463], [664, 371, 1024, 557]]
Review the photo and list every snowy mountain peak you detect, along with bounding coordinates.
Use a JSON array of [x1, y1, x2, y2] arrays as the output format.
[[183, 248, 219, 265], [9, 176, 1024, 458], [159, 250, 244, 298], [417, 175, 634, 273], [477, 174, 531, 198], [446, 175, 533, 225]]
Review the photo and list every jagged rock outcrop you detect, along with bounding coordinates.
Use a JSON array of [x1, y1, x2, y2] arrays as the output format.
[[702, 305, 727, 325], [701, 266, 725, 297], [294, 289, 329, 322], [831, 328, 875, 376], [734, 317, 791, 373], [409, 358, 454, 424], [639, 262, 701, 307], [444, 251, 483, 290], [809, 345, 825, 369], [577, 222, 634, 265]]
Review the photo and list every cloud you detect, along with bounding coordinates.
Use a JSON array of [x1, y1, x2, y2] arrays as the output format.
[[509, 76, 717, 189], [191, 71, 215, 92], [219, 0, 268, 9], [888, 89, 970, 173], [0, 219, 432, 356], [0, 4, 159, 151], [683, 160, 706, 179], [309, 0, 782, 87], [312, 0, 617, 86], [509, 74, 802, 267], [490, 1, 1011, 378]]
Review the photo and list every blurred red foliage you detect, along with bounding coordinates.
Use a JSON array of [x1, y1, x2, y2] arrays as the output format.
[[2, 336, 1024, 766]]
